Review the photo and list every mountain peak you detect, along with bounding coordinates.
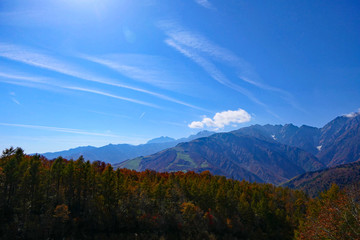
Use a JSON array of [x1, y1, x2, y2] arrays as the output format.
[[283, 123, 297, 129], [195, 130, 213, 136], [147, 136, 175, 144]]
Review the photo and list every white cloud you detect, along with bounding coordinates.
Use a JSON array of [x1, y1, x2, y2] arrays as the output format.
[[189, 108, 251, 129], [344, 108, 360, 118], [188, 121, 204, 128], [194, 0, 215, 9]]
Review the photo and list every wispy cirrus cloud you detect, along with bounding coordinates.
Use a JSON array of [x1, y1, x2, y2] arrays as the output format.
[[8, 91, 20, 105], [159, 21, 299, 112], [0, 122, 120, 137], [194, 0, 215, 9], [0, 43, 206, 111], [0, 71, 161, 108], [161, 22, 237, 63], [80, 57, 208, 111], [11, 98, 20, 105], [0, 72, 62, 93], [0, 72, 48, 84], [139, 112, 146, 120], [64, 86, 160, 109], [79, 54, 181, 89], [165, 39, 265, 107]]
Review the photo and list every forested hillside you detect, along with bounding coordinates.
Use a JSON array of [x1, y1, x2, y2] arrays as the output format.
[[1, 147, 359, 240], [282, 161, 360, 197]]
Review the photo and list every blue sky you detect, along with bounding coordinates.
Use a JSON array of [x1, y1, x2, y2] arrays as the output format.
[[0, 0, 359, 153]]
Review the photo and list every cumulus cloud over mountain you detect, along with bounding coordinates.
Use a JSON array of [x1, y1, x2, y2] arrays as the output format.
[[189, 108, 251, 129]]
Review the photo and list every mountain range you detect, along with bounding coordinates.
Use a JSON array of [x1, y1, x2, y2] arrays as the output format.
[[41, 130, 214, 164], [117, 113, 360, 185]]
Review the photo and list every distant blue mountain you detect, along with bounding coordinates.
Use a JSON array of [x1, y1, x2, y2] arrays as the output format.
[[146, 136, 175, 144], [40, 130, 215, 164]]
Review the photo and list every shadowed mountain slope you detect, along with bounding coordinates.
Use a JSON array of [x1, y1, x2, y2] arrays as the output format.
[[118, 113, 360, 184], [117, 132, 324, 185], [317, 114, 360, 166], [232, 113, 360, 166]]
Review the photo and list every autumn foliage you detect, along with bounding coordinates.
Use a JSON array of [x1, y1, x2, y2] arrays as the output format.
[[0, 147, 359, 240], [296, 184, 360, 240]]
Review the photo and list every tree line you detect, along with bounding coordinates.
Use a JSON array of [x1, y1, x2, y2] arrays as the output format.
[[0, 147, 359, 239]]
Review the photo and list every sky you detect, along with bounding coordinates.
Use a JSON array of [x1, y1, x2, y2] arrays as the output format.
[[0, 0, 359, 153]]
